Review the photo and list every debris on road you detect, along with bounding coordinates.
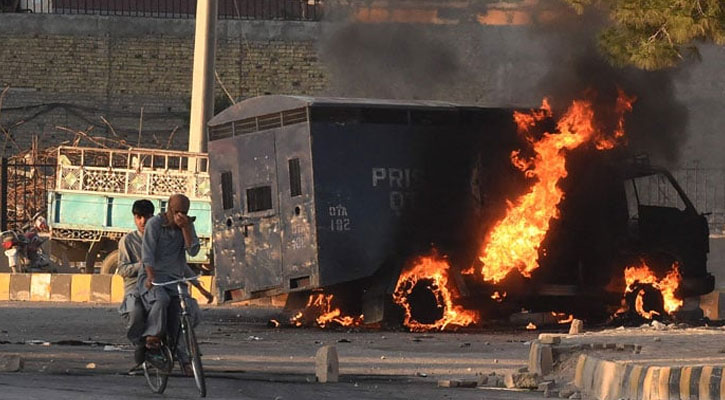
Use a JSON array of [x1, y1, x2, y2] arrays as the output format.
[[315, 345, 339, 383], [0, 354, 23, 372], [539, 334, 562, 345], [538, 380, 555, 391], [504, 372, 541, 389], [568, 319, 583, 335], [651, 320, 666, 330], [85, 362, 96, 369], [437, 379, 477, 388]]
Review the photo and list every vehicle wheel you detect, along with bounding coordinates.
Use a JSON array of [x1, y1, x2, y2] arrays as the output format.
[[100, 250, 119, 275], [143, 343, 173, 394], [183, 314, 206, 397]]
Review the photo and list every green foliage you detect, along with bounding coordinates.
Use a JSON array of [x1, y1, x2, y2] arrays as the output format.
[[562, 0, 725, 70]]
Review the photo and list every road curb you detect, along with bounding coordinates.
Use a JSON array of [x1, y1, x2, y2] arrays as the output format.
[[0, 273, 214, 304], [574, 353, 725, 400]]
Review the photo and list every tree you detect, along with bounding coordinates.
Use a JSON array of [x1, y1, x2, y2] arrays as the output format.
[[563, 0, 725, 70]]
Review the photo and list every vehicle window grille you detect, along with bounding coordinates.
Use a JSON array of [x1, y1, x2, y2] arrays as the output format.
[[257, 113, 282, 130], [210, 108, 309, 142], [282, 108, 308, 125], [209, 122, 233, 141], [288, 159, 302, 197], [221, 171, 234, 210], [247, 186, 273, 213], [234, 118, 257, 134]]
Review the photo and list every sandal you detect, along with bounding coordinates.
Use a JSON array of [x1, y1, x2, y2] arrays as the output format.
[[145, 336, 161, 350]]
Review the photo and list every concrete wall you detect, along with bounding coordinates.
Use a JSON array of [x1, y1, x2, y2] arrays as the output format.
[[0, 14, 326, 153], [0, 9, 724, 168]]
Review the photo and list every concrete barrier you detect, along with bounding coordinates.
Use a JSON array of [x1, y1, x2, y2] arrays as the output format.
[[0, 273, 215, 304], [574, 353, 725, 400]]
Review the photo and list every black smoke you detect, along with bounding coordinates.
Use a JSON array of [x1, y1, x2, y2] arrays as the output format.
[[529, 3, 689, 166], [318, 1, 691, 166], [318, 23, 465, 101]]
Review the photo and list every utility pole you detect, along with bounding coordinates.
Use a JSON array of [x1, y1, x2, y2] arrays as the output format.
[[188, 0, 218, 154]]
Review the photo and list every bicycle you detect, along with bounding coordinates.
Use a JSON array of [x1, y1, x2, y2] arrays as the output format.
[[143, 275, 207, 397]]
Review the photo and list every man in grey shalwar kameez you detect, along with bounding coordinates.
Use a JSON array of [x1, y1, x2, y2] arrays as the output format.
[[117, 199, 155, 367], [138, 194, 213, 353]]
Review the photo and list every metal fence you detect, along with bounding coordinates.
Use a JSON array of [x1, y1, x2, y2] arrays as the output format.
[[4, 0, 322, 20], [0, 158, 56, 232]]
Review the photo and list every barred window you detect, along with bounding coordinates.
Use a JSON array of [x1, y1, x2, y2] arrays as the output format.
[[221, 171, 234, 210], [288, 158, 302, 197], [247, 186, 273, 212]]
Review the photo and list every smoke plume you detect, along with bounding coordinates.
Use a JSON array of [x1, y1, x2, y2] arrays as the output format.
[[318, 1, 691, 165], [529, 3, 689, 166]]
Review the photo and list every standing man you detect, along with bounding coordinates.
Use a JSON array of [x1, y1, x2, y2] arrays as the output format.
[[139, 194, 213, 352], [117, 199, 155, 369]]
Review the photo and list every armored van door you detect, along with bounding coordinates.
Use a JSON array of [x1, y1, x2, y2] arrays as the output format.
[[274, 124, 317, 291], [234, 131, 284, 292]]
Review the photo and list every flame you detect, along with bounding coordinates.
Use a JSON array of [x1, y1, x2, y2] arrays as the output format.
[[491, 291, 507, 302], [551, 312, 574, 324], [291, 311, 304, 327], [526, 322, 537, 330], [623, 260, 683, 318], [596, 89, 635, 150], [289, 293, 364, 328], [477, 93, 635, 284], [393, 255, 479, 332]]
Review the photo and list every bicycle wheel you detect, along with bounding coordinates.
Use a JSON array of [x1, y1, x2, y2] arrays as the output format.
[[143, 343, 173, 394], [183, 314, 206, 397]]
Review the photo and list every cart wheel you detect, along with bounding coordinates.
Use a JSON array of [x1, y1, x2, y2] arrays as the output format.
[[100, 250, 119, 274]]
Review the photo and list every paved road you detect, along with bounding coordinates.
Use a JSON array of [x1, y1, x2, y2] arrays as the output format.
[[0, 372, 549, 400], [0, 302, 547, 399]]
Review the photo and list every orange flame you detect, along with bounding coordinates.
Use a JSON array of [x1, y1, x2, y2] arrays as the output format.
[[491, 291, 507, 302], [551, 312, 574, 324], [289, 293, 364, 328], [623, 261, 683, 317], [393, 255, 479, 332], [477, 93, 635, 284], [526, 322, 537, 330]]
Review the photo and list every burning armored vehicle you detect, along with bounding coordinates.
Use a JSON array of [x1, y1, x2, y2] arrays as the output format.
[[207, 95, 713, 327]]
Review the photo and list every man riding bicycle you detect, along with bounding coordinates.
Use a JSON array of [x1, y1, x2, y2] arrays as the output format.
[[138, 194, 213, 374]]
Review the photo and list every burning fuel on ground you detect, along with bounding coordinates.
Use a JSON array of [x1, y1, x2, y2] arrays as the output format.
[[289, 293, 364, 329]]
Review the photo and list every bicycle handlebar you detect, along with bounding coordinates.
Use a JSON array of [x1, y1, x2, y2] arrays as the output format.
[[151, 275, 201, 286]]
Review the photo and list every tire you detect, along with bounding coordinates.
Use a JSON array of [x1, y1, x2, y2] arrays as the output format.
[[100, 250, 119, 275], [143, 343, 173, 394], [183, 314, 206, 397]]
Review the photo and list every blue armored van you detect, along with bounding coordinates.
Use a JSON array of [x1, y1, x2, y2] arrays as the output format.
[[207, 95, 713, 323]]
